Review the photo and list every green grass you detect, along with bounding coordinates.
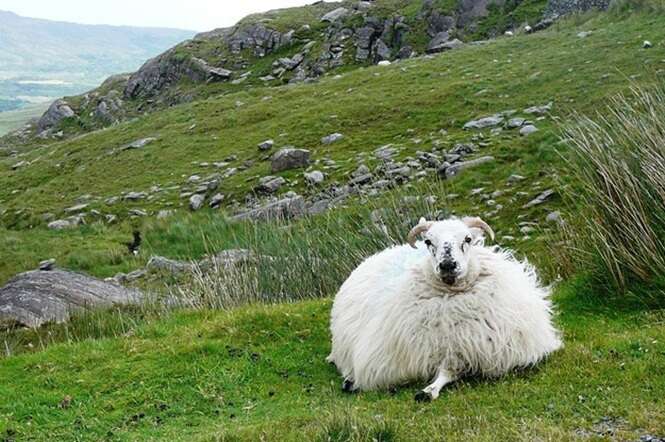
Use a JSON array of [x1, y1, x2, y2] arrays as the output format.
[[1, 284, 664, 441]]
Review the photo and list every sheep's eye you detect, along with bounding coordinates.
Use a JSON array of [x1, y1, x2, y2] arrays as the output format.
[[424, 239, 432, 247], [465, 236, 472, 244]]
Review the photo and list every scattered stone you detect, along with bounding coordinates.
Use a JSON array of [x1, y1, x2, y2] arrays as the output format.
[[11, 161, 28, 170], [189, 194, 205, 211], [255, 176, 286, 194], [523, 189, 556, 208], [198, 249, 258, 271], [349, 173, 373, 187], [321, 7, 350, 22], [464, 115, 503, 130], [577, 31, 592, 38], [64, 204, 88, 213], [128, 209, 148, 217], [520, 125, 539, 136], [258, 139, 274, 150], [232, 195, 306, 221], [321, 133, 344, 145], [442, 156, 495, 178], [121, 137, 156, 151], [157, 210, 174, 219], [304, 170, 325, 185], [644, 40, 653, 49], [0, 269, 142, 328], [48, 216, 84, 230], [209, 193, 225, 208], [123, 192, 147, 201], [147, 256, 194, 274], [377, 60, 391, 66], [524, 102, 553, 115], [374, 145, 397, 160], [507, 174, 526, 183], [507, 117, 526, 129], [546, 211, 564, 225], [352, 164, 370, 177], [271, 148, 310, 172], [520, 226, 536, 234]]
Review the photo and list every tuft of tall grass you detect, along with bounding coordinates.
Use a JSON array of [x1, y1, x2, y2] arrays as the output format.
[[167, 190, 446, 309], [562, 85, 665, 292]]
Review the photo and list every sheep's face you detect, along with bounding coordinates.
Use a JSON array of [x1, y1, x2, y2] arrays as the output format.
[[409, 217, 494, 287]]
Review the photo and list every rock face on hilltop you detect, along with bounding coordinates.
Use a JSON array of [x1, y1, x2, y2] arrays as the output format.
[[125, 50, 233, 99], [0, 269, 142, 328], [22, 0, 600, 140]]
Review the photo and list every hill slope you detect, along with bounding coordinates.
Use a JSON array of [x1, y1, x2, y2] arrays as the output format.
[[0, 9, 663, 286]]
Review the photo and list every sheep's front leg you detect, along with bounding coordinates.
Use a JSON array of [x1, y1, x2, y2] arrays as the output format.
[[415, 368, 457, 402]]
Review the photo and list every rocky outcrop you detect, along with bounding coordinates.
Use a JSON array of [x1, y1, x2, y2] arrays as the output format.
[[232, 195, 306, 221], [37, 99, 75, 132], [196, 22, 293, 58], [125, 50, 233, 99], [0, 269, 142, 328]]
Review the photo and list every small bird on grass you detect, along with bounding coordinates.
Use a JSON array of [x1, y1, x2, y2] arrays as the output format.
[[124, 231, 142, 256]]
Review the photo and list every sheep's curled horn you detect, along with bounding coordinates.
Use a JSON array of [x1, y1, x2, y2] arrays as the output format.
[[406, 216, 495, 249], [407, 217, 434, 249], [462, 216, 496, 241]]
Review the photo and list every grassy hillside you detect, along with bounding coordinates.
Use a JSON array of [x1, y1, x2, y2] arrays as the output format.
[[1, 289, 664, 441], [0, 5, 664, 441], [0, 10, 663, 284]]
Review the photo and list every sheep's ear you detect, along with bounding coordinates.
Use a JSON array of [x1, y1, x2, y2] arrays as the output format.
[[418, 217, 427, 225]]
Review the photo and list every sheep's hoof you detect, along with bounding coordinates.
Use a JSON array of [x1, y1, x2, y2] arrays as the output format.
[[342, 379, 356, 393], [414, 390, 433, 403]]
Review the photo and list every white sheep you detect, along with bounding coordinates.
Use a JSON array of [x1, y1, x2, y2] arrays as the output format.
[[327, 216, 562, 401]]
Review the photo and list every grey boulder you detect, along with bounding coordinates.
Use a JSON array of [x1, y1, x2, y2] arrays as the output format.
[[232, 195, 306, 221], [37, 99, 76, 132], [0, 269, 142, 328], [442, 156, 495, 178], [271, 148, 310, 172], [321, 7, 350, 22], [464, 115, 504, 130]]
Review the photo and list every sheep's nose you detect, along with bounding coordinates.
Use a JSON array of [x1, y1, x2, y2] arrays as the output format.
[[439, 260, 457, 274]]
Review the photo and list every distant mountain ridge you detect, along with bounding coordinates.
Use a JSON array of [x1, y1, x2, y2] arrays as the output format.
[[0, 9, 195, 134], [0, 10, 195, 82]]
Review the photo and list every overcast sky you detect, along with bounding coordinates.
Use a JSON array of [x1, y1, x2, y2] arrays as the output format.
[[1, 0, 318, 31]]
